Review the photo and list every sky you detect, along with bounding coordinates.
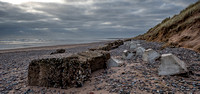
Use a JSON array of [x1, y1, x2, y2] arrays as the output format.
[[0, 0, 198, 46]]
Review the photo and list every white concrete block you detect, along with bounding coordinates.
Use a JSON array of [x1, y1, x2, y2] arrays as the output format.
[[124, 41, 131, 46], [129, 43, 137, 50], [129, 43, 141, 52], [136, 47, 145, 56], [107, 57, 123, 68], [142, 49, 160, 63], [122, 50, 134, 60], [158, 53, 188, 75], [130, 40, 139, 44]]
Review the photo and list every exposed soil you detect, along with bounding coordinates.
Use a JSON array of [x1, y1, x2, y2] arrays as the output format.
[[135, 1, 200, 53]]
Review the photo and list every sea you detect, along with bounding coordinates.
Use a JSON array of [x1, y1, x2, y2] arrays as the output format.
[[0, 38, 123, 50]]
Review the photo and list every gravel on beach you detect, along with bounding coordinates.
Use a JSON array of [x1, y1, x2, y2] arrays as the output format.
[[0, 40, 200, 94]]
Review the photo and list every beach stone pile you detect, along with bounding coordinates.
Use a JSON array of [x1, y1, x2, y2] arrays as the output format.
[[123, 40, 189, 76], [28, 50, 110, 88], [89, 40, 123, 51]]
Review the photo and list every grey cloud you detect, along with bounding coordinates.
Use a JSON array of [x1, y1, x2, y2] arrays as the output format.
[[0, 0, 198, 41]]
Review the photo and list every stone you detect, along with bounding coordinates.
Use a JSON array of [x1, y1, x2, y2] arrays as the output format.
[[107, 57, 123, 67], [124, 41, 131, 47], [130, 40, 139, 44], [122, 50, 134, 60], [76, 50, 110, 72], [158, 53, 188, 75], [129, 43, 141, 53], [28, 50, 110, 88], [50, 49, 65, 55], [89, 40, 123, 51], [129, 44, 137, 51], [125, 40, 139, 47], [136, 47, 145, 56], [142, 49, 160, 63]]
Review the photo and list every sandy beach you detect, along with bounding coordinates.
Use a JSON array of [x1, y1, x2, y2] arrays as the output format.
[[0, 40, 200, 94]]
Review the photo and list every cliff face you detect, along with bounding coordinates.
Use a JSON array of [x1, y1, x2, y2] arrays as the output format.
[[135, 1, 200, 53]]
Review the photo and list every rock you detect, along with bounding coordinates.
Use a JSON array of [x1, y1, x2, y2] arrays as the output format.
[[130, 40, 139, 44], [130, 43, 141, 53], [28, 50, 110, 88], [124, 41, 131, 47], [76, 50, 110, 72], [122, 50, 134, 60], [135, 47, 145, 56], [89, 40, 123, 51], [129, 44, 137, 51], [50, 49, 65, 55], [142, 49, 160, 63], [107, 57, 123, 67], [89, 92, 94, 94], [158, 53, 188, 75]]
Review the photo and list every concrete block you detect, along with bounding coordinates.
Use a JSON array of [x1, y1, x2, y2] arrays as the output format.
[[158, 53, 188, 75], [107, 57, 123, 67], [122, 50, 134, 60], [28, 50, 110, 88], [136, 47, 145, 56], [142, 49, 160, 63]]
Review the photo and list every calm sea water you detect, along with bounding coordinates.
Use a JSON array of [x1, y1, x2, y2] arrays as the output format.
[[0, 38, 120, 50]]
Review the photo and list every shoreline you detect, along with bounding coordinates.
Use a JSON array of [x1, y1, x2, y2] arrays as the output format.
[[0, 40, 200, 94], [0, 41, 112, 54]]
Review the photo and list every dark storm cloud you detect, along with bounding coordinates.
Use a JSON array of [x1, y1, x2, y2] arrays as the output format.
[[0, 0, 198, 40]]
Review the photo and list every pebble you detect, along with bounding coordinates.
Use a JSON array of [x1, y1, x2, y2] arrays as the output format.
[[1, 40, 200, 93]]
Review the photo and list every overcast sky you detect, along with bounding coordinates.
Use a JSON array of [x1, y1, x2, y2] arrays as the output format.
[[0, 0, 198, 42]]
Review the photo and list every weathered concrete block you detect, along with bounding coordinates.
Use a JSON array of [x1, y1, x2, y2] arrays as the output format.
[[142, 49, 160, 63], [136, 47, 145, 56], [129, 43, 141, 52], [158, 53, 188, 75], [76, 50, 110, 72], [129, 43, 137, 51], [28, 51, 110, 88], [124, 41, 131, 47], [28, 57, 91, 88], [50, 49, 66, 55], [122, 50, 134, 60], [130, 40, 139, 44], [107, 57, 123, 68], [89, 40, 123, 51]]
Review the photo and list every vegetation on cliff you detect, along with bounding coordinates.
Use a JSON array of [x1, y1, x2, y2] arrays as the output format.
[[135, 1, 200, 52]]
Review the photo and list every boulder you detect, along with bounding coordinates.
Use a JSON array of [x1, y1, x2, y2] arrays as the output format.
[[89, 40, 123, 51], [124, 41, 131, 47], [129, 43, 141, 52], [50, 49, 66, 55], [107, 57, 123, 68], [135, 47, 145, 56], [125, 40, 139, 47], [142, 49, 160, 63], [28, 50, 110, 88], [130, 40, 139, 44], [158, 53, 188, 75], [76, 51, 110, 72], [28, 57, 90, 88], [129, 43, 137, 51], [122, 50, 134, 60]]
